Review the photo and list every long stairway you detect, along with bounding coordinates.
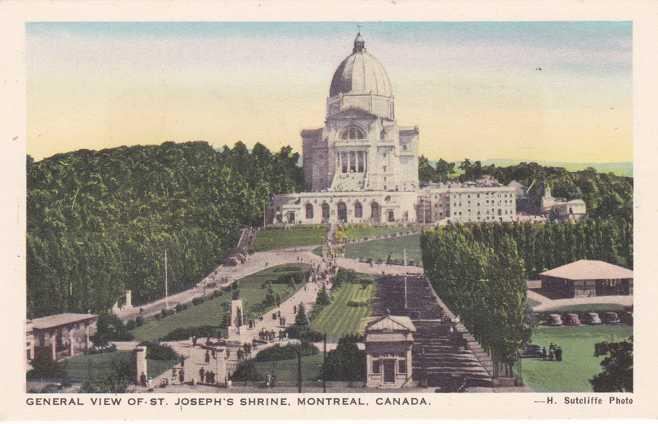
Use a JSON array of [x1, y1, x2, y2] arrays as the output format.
[[372, 276, 493, 390]]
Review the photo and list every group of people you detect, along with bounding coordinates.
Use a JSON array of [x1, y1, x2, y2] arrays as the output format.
[[198, 367, 218, 385], [542, 343, 563, 361]]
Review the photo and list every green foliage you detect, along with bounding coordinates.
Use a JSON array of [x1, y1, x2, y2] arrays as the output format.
[[315, 285, 331, 306], [322, 335, 366, 382], [27, 141, 303, 317], [92, 313, 134, 346], [230, 360, 263, 382], [294, 302, 308, 327], [590, 337, 633, 392], [27, 350, 67, 379], [422, 227, 531, 372], [79, 356, 135, 393], [138, 341, 180, 361], [254, 343, 319, 362]]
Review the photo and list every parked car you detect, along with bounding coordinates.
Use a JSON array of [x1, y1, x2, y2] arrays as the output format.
[[547, 314, 563, 326], [563, 313, 581, 326], [603, 312, 621, 324], [521, 344, 543, 358], [582, 312, 602, 325]]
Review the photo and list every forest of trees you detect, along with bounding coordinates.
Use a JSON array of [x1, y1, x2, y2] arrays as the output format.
[[421, 227, 531, 376], [439, 219, 633, 279], [418, 158, 633, 221], [27, 141, 303, 318], [27, 141, 633, 320]]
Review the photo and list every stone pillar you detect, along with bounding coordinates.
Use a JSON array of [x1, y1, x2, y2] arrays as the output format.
[[406, 347, 413, 377], [50, 333, 57, 360], [125, 290, 132, 308], [135, 346, 148, 386], [69, 334, 75, 357]]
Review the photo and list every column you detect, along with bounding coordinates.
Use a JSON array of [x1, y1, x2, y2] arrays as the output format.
[[50, 333, 57, 360]]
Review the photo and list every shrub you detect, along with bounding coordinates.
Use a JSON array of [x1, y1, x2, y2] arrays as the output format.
[[135, 316, 144, 327], [125, 320, 137, 330], [254, 343, 319, 362], [27, 350, 67, 379], [92, 313, 134, 346], [139, 341, 179, 361], [161, 326, 222, 341], [175, 303, 186, 313], [231, 360, 262, 382], [191, 296, 206, 306]]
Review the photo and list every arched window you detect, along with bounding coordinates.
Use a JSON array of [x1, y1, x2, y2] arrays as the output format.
[[337, 202, 347, 223], [321, 202, 330, 220], [354, 201, 363, 218], [341, 126, 366, 140], [305, 203, 314, 219]]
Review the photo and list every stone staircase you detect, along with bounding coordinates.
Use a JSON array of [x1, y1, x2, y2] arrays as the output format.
[[372, 276, 493, 391]]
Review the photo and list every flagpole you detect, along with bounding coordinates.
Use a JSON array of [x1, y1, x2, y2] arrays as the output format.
[[165, 249, 169, 310]]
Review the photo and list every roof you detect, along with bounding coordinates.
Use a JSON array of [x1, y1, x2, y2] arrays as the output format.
[[330, 34, 392, 98], [31, 313, 97, 330], [365, 315, 416, 332], [539, 260, 633, 281]]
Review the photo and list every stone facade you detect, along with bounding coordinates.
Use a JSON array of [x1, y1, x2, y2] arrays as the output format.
[[365, 315, 415, 389], [268, 33, 517, 226], [28, 313, 97, 361]]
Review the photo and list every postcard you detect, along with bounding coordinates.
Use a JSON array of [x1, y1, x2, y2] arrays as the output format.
[[1, 0, 657, 420]]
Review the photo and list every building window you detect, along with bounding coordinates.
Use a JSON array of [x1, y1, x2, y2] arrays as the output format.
[[387, 210, 395, 222], [322, 203, 330, 219], [305, 203, 314, 219], [399, 359, 407, 374], [341, 126, 366, 140], [372, 359, 381, 374], [354, 201, 363, 218]]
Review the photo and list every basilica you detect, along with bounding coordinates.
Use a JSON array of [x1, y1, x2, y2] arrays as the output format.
[[267, 33, 517, 225]]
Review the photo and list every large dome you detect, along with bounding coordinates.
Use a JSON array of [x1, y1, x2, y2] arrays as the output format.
[[329, 33, 393, 98]]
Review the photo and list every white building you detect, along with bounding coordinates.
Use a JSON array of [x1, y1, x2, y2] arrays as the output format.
[[268, 33, 516, 226]]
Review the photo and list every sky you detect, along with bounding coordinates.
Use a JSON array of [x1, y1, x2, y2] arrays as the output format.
[[26, 22, 632, 162]]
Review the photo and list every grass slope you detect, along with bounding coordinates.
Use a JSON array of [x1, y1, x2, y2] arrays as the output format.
[[64, 351, 178, 382], [344, 234, 422, 265], [254, 226, 326, 251], [520, 325, 632, 392], [253, 353, 324, 383], [131, 264, 310, 341], [338, 224, 416, 242], [311, 282, 375, 339]]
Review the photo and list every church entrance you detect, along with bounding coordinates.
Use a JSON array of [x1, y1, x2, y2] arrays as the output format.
[[371, 202, 381, 224], [337, 202, 347, 223], [286, 211, 295, 224]]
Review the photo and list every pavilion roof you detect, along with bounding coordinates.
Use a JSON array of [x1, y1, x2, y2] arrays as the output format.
[[539, 259, 633, 281]]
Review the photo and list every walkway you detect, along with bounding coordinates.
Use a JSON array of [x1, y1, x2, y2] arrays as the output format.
[[115, 246, 323, 321]]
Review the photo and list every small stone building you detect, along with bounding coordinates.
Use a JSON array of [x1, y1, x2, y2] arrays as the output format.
[[539, 259, 633, 298], [364, 315, 415, 389], [28, 313, 97, 361]]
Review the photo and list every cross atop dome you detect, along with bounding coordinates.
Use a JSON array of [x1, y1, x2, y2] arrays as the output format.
[[353, 31, 366, 53]]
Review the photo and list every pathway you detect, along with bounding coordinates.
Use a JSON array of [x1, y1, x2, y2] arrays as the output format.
[[115, 246, 323, 321]]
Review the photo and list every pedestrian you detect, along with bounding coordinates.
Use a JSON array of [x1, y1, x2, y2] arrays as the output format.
[[199, 367, 205, 384], [541, 346, 547, 360]]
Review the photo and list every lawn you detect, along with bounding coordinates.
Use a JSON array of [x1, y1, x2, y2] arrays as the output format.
[[131, 264, 311, 341], [254, 226, 326, 251], [62, 351, 178, 382], [338, 224, 417, 242], [253, 353, 324, 383], [520, 325, 633, 392], [344, 234, 422, 266], [310, 282, 375, 340]]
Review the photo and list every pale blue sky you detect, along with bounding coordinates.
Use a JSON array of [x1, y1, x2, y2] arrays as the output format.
[[27, 22, 632, 162]]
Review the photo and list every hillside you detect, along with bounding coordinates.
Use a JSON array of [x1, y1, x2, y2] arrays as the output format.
[[482, 159, 632, 177], [26, 141, 303, 318]]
